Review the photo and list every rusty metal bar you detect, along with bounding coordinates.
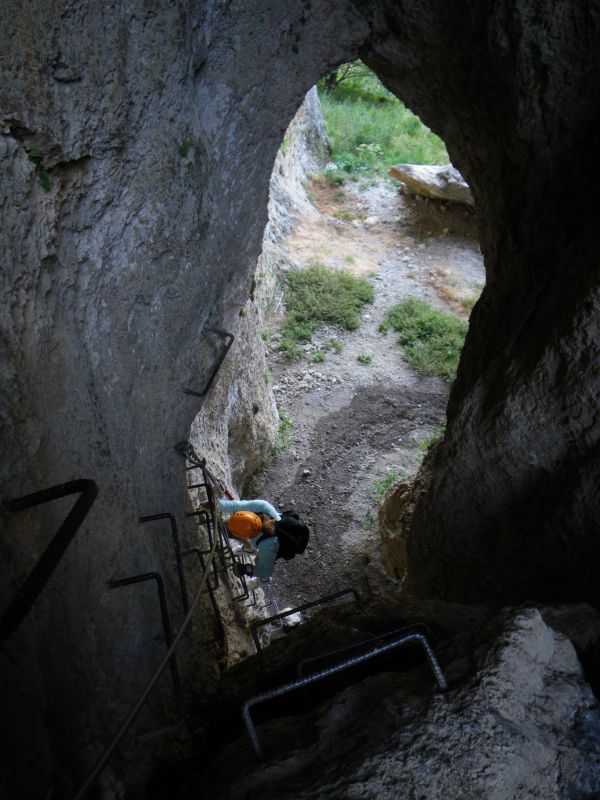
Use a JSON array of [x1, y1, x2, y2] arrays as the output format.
[[0, 479, 98, 643], [251, 588, 361, 654], [182, 328, 234, 397], [242, 632, 447, 758], [108, 572, 183, 721], [296, 622, 434, 678]]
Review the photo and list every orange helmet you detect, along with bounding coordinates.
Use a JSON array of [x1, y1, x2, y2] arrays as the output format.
[[227, 511, 262, 539]]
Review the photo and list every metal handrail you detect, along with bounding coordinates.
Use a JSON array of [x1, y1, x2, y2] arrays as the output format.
[[0, 479, 98, 644], [242, 632, 448, 758], [296, 622, 434, 678], [251, 588, 361, 654]]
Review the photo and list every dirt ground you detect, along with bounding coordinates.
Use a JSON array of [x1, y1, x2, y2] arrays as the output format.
[[252, 177, 484, 611]]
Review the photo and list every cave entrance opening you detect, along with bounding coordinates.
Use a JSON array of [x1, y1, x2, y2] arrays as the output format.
[[242, 62, 484, 617]]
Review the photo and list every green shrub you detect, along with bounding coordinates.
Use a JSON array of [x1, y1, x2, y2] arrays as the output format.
[[322, 167, 346, 185], [275, 411, 294, 452], [333, 209, 355, 221], [369, 470, 400, 502], [363, 469, 401, 529], [384, 298, 468, 379], [281, 264, 374, 359], [327, 337, 343, 353], [27, 149, 51, 191], [319, 61, 394, 103]]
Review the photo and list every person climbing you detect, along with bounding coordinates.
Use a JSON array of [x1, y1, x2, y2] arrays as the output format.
[[217, 497, 309, 580]]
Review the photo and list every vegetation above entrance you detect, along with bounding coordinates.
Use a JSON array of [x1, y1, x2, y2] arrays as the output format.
[[318, 61, 448, 180]]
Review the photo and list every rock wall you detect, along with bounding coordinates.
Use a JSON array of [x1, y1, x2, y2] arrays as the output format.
[[360, 2, 600, 606], [2, 0, 600, 796], [188, 89, 328, 668], [190, 88, 328, 495], [0, 4, 362, 796]]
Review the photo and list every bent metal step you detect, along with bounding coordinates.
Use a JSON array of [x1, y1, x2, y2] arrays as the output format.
[[242, 626, 448, 758]]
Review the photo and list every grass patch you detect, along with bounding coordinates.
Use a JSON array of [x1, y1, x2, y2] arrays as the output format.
[[460, 293, 479, 313], [333, 209, 356, 221], [318, 61, 448, 177], [369, 470, 400, 502], [430, 268, 482, 317], [327, 337, 343, 353], [312, 350, 325, 363], [275, 410, 293, 452], [281, 264, 374, 359], [321, 168, 346, 185], [344, 255, 355, 265], [363, 469, 401, 530], [383, 298, 468, 379], [357, 354, 372, 364], [419, 423, 446, 453]]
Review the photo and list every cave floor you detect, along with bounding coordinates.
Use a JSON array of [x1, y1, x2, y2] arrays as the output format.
[[252, 176, 484, 610]]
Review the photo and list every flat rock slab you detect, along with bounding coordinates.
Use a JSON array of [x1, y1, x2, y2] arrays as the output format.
[[389, 163, 474, 206]]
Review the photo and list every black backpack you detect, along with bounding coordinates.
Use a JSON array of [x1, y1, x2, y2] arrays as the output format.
[[270, 513, 310, 561]]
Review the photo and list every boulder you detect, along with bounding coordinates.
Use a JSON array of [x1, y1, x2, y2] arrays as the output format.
[[389, 163, 474, 206]]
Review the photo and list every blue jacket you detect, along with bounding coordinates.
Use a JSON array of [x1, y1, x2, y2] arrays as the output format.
[[218, 498, 280, 579]]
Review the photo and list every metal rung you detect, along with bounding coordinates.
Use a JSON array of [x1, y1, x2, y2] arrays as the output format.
[[242, 632, 447, 758], [251, 588, 361, 654], [108, 572, 184, 737], [182, 328, 234, 397], [0, 479, 98, 643], [180, 548, 224, 644], [74, 522, 219, 799], [296, 621, 434, 678]]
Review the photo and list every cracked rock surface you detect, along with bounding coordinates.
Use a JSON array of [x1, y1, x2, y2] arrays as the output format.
[[195, 608, 600, 800]]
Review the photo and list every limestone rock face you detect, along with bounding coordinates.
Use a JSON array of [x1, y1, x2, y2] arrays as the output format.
[[0, 4, 367, 796], [389, 162, 474, 206], [189, 88, 327, 495], [202, 609, 600, 799]]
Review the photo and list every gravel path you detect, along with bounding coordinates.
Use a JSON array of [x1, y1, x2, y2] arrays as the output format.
[[252, 177, 484, 610]]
